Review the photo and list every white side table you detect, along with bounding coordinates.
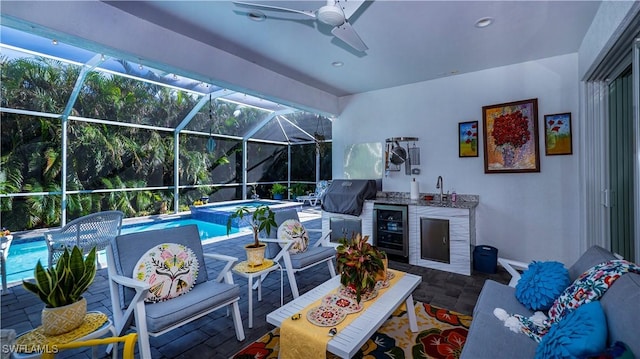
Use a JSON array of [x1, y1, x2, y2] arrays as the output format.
[[232, 259, 283, 328]]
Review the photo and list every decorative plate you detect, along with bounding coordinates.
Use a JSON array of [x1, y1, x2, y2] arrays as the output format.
[[386, 271, 396, 280], [338, 285, 378, 302], [375, 278, 390, 290], [322, 294, 363, 314], [307, 305, 347, 327]]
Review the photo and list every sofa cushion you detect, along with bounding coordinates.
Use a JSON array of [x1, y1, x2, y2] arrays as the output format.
[[568, 245, 616, 281], [461, 309, 537, 358], [515, 261, 570, 311], [289, 246, 335, 269], [473, 280, 534, 318], [144, 279, 239, 333], [535, 301, 607, 359], [600, 273, 640, 356]]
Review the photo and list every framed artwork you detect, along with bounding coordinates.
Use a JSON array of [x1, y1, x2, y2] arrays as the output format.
[[458, 121, 479, 157], [482, 98, 540, 173], [544, 112, 572, 155]]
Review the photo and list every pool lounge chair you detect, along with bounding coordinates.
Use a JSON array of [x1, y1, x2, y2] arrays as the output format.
[[296, 180, 330, 206]]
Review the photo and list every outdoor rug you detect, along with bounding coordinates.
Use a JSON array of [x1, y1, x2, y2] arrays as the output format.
[[230, 302, 472, 359]]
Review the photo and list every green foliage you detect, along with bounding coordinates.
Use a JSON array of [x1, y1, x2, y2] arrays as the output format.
[[270, 183, 287, 196], [290, 183, 307, 197], [336, 233, 385, 303], [226, 205, 277, 248], [0, 53, 332, 231], [22, 246, 97, 308]]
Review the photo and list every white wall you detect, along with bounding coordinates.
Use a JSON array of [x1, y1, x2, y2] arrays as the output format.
[[334, 53, 581, 265]]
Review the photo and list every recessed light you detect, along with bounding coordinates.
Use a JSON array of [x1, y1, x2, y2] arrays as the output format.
[[331, 61, 344, 67], [475, 17, 494, 28], [248, 10, 266, 22]]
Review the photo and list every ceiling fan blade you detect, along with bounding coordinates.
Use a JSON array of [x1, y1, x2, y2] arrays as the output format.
[[233, 1, 317, 19], [331, 21, 368, 51], [336, 0, 366, 19]]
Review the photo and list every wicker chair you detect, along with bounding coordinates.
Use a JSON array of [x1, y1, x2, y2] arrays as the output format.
[[45, 211, 124, 267]]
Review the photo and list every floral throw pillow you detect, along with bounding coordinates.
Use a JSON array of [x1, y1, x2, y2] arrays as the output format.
[[277, 219, 309, 254], [134, 243, 199, 303]]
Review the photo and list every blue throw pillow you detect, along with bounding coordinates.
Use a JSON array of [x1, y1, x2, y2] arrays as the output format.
[[535, 301, 607, 359], [516, 261, 570, 311]]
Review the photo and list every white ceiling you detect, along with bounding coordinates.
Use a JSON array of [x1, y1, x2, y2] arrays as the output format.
[[104, 0, 601, 97]]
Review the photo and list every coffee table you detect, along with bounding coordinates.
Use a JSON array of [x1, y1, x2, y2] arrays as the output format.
[[266, 271, 421, 358]]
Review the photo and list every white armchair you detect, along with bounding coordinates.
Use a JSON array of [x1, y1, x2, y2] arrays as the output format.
[[259, 209, 336, 298], [46, 210, 123, 267], [106, 225, 244, 358]]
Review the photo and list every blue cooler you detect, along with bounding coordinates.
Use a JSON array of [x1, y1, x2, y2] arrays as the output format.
[[473, 245, 498, 274]]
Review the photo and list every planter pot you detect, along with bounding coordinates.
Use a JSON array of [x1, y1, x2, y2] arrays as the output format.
[[42, 297, 87, 336], [273, 194, 284, 200], [244, 243, 266, 267], [375, 256, 389, 282]]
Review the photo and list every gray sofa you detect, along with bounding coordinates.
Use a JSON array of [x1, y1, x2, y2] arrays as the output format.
[[461, 245, 640, 358]]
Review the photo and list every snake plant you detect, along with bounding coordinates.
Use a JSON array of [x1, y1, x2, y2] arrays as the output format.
[[23, 246, 97, 308]]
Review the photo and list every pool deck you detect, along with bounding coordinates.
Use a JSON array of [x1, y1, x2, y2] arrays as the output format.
[[0, 206, 511, 358], [1, 208, 331, 359]]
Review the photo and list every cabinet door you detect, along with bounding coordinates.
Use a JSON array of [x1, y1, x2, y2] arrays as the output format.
[[420, 218, 450, 263], [330, 218, 361, 243]]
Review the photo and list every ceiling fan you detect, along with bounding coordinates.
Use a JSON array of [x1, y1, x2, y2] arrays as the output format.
[[233, 0, 369, 52]]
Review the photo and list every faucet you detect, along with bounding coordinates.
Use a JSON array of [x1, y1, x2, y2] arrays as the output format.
[[436, 176, 443, 202]]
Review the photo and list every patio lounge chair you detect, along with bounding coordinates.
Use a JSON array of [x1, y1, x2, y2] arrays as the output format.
[[296, 180, 330, 206], [45, 211, 124, 267], [106, 225, 245, 359], [260, 208, 336, 298]]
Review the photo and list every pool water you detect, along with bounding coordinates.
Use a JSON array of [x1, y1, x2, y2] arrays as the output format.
[[191, 199, 301, 227], [5, 218, 244, 285]]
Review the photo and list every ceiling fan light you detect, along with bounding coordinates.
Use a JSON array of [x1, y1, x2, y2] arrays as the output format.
[[318, 5, 345, 26]]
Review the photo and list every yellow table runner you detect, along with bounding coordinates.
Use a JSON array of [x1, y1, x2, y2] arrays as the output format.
[[15, 312, 108, 353], [280, 270, 405, 359]]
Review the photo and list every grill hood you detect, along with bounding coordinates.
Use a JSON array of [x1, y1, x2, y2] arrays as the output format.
[[321, 179, 378, 216]]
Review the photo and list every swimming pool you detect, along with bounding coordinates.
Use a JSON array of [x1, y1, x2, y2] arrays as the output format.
[[4, 218, 247, 285], [190, 199, 302, 227]]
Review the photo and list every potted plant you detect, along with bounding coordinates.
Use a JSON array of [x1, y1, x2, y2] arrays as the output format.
[[227, 205, 277, 266], [270, 183, 287, 200], [336, 233, 386, 303], [290, 183, 307, 200], [22, 246, 97, 336]]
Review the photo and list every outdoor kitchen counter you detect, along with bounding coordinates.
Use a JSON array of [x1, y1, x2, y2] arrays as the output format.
[[366, 192, 478, 276], [368, 193, 479, 209]]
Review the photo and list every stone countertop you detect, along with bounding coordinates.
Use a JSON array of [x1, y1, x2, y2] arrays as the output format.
[[368, 192, 479, 209]]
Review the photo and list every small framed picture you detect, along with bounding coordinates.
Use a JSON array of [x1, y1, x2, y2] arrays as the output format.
[[458, 121, 479, 157], [544, 112, 572, 155]]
